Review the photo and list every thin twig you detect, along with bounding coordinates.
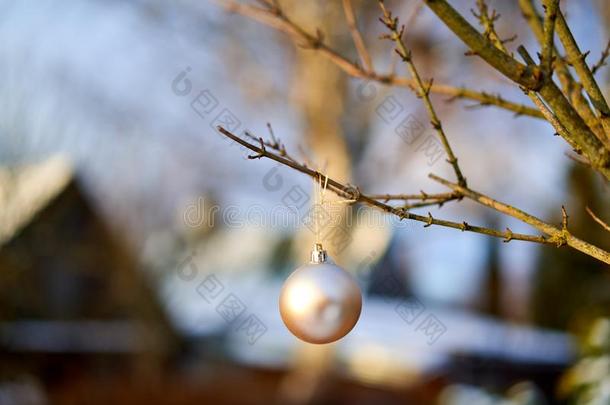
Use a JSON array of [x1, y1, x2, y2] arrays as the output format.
[[400, 196, 460, 210], [472, 0, 514, 53], [475, 2, 581, 153], [586, 206, 610, 232], [367, 191, 458, 201], [541, 0, 559, 77], [243, 127, 300, 163], [528, 89, 583, 154], [429, 174, 610, 264], [379, 1, 467, 187], [591, 39, 610, 75], [342, 0, 373, 72]]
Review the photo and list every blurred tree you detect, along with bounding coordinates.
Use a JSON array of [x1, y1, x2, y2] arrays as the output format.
[[532, 162, 610, 329], [480, 215, 502, 318]]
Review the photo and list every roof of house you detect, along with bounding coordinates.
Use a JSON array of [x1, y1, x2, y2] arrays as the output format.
[[0, 156, 72, 247]]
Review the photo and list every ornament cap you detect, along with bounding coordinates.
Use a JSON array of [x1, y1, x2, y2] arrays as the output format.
[[310, 243, 327, 264]]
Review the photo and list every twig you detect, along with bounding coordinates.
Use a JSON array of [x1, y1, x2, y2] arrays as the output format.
[[555, 9, 610, 144], [515, 45, 583, 153], [379, 1, 467, 187], [402, 1, 425, 41], [428, 174, 610, 264], [472, 0, 514, 53], [243, 126, 299, 163], [215, 0, 543, 119], [475, 2, 581, 152], [541, 0, 559, 77], [342, 0, 373, 72], [218, 126, 552, 245], [367, 191, 458, 201], [422, 0, 610, 179], [586, 206, 610, 233], [518, 0, 606, 143], [565, 151, 590, 166], [591, 39, 610, 75], [400, 196, 460, 210], [372, 191, 462, 209], [528, 91, 582, 154]]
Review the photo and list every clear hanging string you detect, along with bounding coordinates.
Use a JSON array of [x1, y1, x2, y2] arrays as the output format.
[[312, 169, 356, 259], [314, 172, 328, 246]]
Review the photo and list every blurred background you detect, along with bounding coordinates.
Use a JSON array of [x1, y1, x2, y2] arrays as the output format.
[[1, 0, 609, 403]]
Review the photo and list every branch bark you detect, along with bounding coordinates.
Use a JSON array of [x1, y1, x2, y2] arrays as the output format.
[[429, 174, 610, 264], [541, 0, 559, 77], [422, 0, 610, 180], [518, 0, 606, 142], [555, 10, 610, 144]]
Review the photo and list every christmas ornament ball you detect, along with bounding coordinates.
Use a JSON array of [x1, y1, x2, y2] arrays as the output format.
[[279, 246, 362, 344]]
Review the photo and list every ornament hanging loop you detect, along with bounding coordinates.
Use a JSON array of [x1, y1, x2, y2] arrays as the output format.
[[310, 243, 327, 264]]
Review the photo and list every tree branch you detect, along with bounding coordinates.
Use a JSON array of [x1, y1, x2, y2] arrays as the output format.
[[429, 174, 610, 264], [422, 0, 610, 180], [517, 0, 606, 143], [212, 2, 610, 265], [422, 0, 542, 89], [472, 0, 514, 52], [555, 9, 610, 145], [218, 126, 552, 245], [379, 1, 467, 187], [541, 0, 559, 77], [528, 91, 582, 154], [586, 206, 610, 233], [591, 39, 610, 76], [367, 191, 458, 201], [215, 0, 543, 119], [474, 1, 582, 154], [342, 0, 373, 73]]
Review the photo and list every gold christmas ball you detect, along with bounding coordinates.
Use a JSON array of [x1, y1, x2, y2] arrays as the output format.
[[279, 249, 362, 344]]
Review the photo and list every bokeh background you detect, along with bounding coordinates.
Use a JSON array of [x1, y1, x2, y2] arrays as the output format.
[[1, 0, 609, 403]]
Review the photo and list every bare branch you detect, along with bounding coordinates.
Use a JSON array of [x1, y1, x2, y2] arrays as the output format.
[[591, 38, 610, 75], [586, 206, 610, 233], [541, 0, 559, 77], [244, 126, 299, 164], [379, 1, 467, 187], [528, 88, 582, 154], [473, 0, 513, 53], [422, 0, 610, 179], [555, 9, 610, 145], [475, 2, 582, 152], [400, 196, 460, 210], [367, 191, 458, 202], [218, 126, 552, 245], [342, 0, 373, 72], [518, 0, 606, 143], [212, 2, 610, 265], [429, 174, 610, 264], [215, 0, 543, 119]]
